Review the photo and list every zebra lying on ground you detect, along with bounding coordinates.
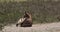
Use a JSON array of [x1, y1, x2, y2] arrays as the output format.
[[16, 11, 32, 27]]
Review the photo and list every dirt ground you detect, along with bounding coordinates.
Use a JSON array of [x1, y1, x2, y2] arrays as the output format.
[[1, 22, 60, 32]]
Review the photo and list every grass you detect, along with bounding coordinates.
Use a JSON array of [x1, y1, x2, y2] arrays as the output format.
[[0, 0, 27, 2]]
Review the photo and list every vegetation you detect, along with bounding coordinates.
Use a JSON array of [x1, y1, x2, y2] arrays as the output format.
[[0, 0, 60, 30]]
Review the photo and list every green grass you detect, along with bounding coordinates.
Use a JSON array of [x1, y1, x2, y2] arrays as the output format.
[[0, 0, 59, 24]]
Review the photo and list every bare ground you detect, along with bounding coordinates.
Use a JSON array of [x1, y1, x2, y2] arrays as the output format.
[[1, 22, 60, 32]]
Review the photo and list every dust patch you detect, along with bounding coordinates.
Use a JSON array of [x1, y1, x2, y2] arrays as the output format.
[[2, 22, 60, 32]]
